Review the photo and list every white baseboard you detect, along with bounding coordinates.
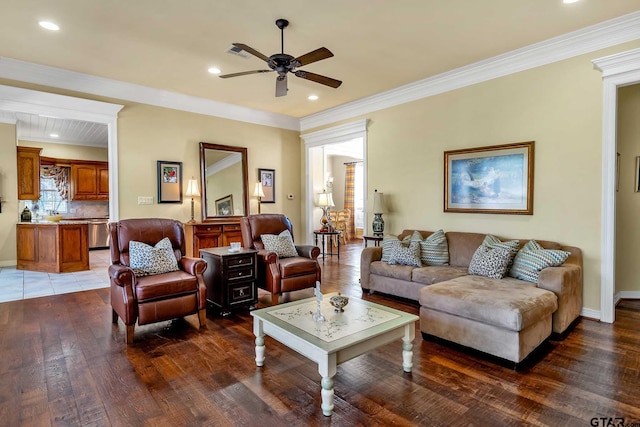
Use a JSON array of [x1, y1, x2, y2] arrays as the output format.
[[580, 307, 600, 320], [615, 291, 640, 301]]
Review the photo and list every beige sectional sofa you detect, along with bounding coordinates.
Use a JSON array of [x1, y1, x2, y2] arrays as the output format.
[[360, 230, 583, 364]]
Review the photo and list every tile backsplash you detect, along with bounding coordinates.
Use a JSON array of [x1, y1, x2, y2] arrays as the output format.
[[66, 201, 109, 218]]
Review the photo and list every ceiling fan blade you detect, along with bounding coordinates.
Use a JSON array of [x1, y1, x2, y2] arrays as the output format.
[[232, 43, 271, 63], [293, 47, 334, 67], [275, 75, 288, 97], [294, 70, 342, 88], [219, 70, 272, 78]]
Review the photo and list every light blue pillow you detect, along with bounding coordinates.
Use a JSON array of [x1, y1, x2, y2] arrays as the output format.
[[419, 229, 449, 266], [509, 240, 570, 283]]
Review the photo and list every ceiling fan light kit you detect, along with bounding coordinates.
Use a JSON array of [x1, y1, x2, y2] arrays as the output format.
[[219, 18, 342, 97]]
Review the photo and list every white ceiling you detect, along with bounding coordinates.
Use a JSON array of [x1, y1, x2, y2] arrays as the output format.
[[0, 111, 107, 146], [1, 0, 640, 144]]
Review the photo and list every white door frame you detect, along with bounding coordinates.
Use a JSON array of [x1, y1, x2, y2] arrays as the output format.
[[0, 85, 124, 220], [301, 119, 368, 244], [593, 48, 640, 323]]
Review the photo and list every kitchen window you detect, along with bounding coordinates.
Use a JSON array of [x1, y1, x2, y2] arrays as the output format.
[[26, 175, 69, 215]]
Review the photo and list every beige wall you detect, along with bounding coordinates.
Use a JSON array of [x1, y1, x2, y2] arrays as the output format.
[[306, 41, 640, 312], [115, 103, 301, 233], [0, 123, 17, 266], [19, 140, 108, 161], [615, 84, 640, 295]]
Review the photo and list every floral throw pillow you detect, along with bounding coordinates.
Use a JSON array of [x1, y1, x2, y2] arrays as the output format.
[[129, 237, 179, 277], [388, 241, 421, 267], [261, 229, 298, 258], [468, 245, 513, 279]]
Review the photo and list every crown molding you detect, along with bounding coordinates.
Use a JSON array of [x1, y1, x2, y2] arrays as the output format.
[[300, 11, 640, 131], [593, 47, 640, 77], [1, 11, 639, 134], [0, 57, 300, 132], [300, 119, 368, 147], [0, 117, 16, 125]]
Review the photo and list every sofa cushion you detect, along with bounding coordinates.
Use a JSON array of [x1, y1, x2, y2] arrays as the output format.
[[370, 260, 414, 281], [129, 237, 179, 277], [278, 256, 319, 277], [388, 240, 421, 267], [419, 276, 558, 332], [445, 232, 487, 267], [468, 245, 513, 279], [509, 240, 570, 283], [412, 266, 469, 285], [261, 229, 298, 258]]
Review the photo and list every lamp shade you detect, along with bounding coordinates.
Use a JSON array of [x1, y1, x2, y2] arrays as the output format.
[[185, 178, 200, 197], [254, 182, 266, 198], [317, 192, 331, 207], [372, 191, 385, 214]]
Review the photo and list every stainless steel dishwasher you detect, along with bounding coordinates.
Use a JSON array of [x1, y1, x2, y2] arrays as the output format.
[[88, 219, 110, 249]]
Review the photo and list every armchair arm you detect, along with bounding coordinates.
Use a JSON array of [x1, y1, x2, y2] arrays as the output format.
[[257, 249, 279, 264], [108, 264, 136, 287], [538, 264, 582, 335], [295, 245, 320, 260], [360, 247, 382, 290], [180, 256, 207, 276]]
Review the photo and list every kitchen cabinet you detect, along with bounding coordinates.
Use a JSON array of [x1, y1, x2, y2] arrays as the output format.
[[184, 220, 243, 257], [70, 161, 109, 201], [16, 222, 89, 273], [17, 146, 42, 200]]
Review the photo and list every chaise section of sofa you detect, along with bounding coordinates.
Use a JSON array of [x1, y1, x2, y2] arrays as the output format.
[[360, 230, 583, 364]]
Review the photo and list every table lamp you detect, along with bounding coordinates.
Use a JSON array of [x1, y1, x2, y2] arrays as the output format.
[[372, 189, 385, 236], [185, 177, 201, 223], [254, 182, 265, 214], [317, 191, 331, 231]]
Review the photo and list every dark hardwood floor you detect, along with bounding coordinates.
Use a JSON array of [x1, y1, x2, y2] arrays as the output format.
[[1, 241, 639, 426]]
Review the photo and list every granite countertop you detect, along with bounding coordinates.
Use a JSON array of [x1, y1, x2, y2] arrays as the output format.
[[18, 220, 91, 225]]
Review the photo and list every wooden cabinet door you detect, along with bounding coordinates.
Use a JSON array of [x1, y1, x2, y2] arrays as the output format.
[[71, 164, 98, 200], [17, 147, 41, 200], [97, 165, 109, 199]]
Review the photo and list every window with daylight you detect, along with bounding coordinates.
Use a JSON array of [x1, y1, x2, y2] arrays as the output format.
[[27, 177, 68, 214]]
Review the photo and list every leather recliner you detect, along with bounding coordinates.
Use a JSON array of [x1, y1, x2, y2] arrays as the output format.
[[240, 214, 321, 305], [108, 218, 208, 344]]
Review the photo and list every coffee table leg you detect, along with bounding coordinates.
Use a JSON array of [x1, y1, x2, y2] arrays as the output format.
[[402, 324, 415, 373], [318, 354, 337, 416], [254, 319, 265, 367]]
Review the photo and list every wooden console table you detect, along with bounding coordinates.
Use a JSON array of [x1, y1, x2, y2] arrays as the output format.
[[362, 235, 383, 247], [313, 230, 341, 263]]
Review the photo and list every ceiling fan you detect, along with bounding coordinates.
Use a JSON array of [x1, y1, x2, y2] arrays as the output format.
[[219, 18, 342, 97]]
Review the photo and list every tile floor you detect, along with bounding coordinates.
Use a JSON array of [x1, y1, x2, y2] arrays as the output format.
[[0, 249, 110, 303]]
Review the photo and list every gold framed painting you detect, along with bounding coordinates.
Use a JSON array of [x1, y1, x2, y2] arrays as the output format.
[[444, 141, 534, 215], [157, 160, 183, 203]]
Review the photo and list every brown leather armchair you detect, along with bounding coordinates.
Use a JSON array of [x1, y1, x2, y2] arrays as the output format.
[[108, 218, 208, 344], [240, 214, 321, 305]]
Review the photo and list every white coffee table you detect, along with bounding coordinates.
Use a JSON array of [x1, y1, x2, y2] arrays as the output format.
[[250, 293, 419, 416]]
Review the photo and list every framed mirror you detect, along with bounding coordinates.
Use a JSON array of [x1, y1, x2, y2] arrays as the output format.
[[200, 142, 249, 221]]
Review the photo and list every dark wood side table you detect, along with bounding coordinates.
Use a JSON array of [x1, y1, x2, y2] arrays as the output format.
[[313, 230, 341, 263], [200, 247, 258, 316], [362, 235, 383, 247]]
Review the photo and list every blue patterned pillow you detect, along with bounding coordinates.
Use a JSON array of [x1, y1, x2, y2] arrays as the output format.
[[482, 234, 519, 267], [419, 229, 449, 266], [508, 240, 570, 283], [381, 235, 412, 262], [388, 241, 421, 267]]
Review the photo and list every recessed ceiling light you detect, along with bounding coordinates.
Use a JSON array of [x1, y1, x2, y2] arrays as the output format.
[[563, 0, 580, 3], [49, 133, 59, 138], [308, 95, 319, 101], [39, 21, 60, 31], [208, 67, 221, 75]]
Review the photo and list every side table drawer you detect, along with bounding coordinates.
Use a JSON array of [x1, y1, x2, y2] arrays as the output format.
[[229, 282, 256, 305], [226, 267, 254, 281], [226, 256, 254, 268]]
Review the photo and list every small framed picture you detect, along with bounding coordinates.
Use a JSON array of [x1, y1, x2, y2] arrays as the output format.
[[215, 194, 234, 216], [258, 168, 275, 203], [157, 160, 183, 203], [635, 156, 640, 192]]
